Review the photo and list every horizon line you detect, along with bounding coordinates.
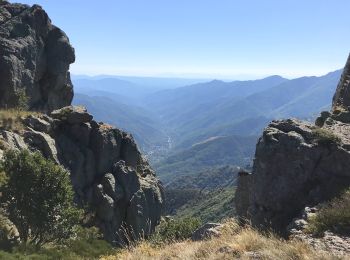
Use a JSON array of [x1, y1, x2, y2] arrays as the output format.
[[70, 68, 342, 82]]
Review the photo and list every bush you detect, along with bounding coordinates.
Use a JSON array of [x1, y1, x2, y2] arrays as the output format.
[[307, 189, 350, 235], [0, 150, 82, 245], [311, 128, 341, 146], [150, 217, 202, 244], [64, 226, 116, 258]]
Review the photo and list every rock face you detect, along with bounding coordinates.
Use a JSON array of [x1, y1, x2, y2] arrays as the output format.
[[0, 1, 74, 112], [0, 2, 163, 245], [332, 53, 350, 111], [0, 106, 164, 245], [236, 54, 350, 233]]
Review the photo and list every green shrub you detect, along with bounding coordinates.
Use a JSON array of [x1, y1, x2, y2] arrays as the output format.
[[311, 128, 341, 146], [8, 227, 116, 259], [150, 217, 202, 244], [307, 189, 350, 235], [0, 150, 82, 245], [64, 226, 116, 258]]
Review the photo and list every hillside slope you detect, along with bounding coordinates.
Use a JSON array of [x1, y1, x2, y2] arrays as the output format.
[[163, 166, 238, 222], [154, 135, 256, 182], [73, 93, 168, 152]]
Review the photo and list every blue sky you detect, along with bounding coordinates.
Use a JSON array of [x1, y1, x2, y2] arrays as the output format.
[[16, 0, 350, 79]]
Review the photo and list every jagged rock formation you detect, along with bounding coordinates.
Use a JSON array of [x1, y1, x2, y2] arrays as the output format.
[[0, 1, 74, 112], [0, 1, 163, 245], [236, 54, 350, 233], [332, 53, 350, 111], [0, 106, 163, 245]]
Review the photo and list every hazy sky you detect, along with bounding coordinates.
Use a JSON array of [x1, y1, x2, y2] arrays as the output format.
[[16, 0, 350, 79]]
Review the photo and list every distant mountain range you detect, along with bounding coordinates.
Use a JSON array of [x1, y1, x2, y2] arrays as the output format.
[[72, 69, 342, 181]]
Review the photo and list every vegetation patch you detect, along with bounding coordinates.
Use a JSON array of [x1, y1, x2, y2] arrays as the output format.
[[105, 219, 329, 260], [150, 217, 202, 244], [311, 128, 341, 146], [0, 150, 116, 259], [307, 188, 350, 235], [0, 109, 39, 132], [174, 188, 236, 223], [0, 149, 81, 245], [0, 226, 116, 259]]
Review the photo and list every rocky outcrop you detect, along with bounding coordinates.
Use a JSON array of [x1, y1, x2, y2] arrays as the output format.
[[0, 1, 163, 246], [0, 106, 164, 245], [332, 53, 350, 111], [191, 223, 223, 241], [234, 169, 252, 222], [0, 1, 74, 112], [236, 54, 350, 233]]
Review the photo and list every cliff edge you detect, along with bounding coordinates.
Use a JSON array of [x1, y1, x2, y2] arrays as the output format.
[[0, 1, 163, 245], [236, 54, 350, 233]]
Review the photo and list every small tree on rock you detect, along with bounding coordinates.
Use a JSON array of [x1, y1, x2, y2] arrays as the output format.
[[0, 150, 81, 245]]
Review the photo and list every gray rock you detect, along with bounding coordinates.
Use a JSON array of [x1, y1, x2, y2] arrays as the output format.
[[0, 108, 164, 245], [331, 110, 350, 123], [0, 2, 74, 112], [191, 223, 223, 241], [292, 230, 350, 257], [237, 118, 350, 232], [23, 116, 51, 133], [23, 129, 59, 163], [0, 131, 27, 151], [51, 106, 93, 124], [101, 173, 124, 202], [0, 213, 20, 248], [332, 53, 350, 111], [236, 54, 350, 234], [315, 111, 331, 127], [234, 169, 252, 222]]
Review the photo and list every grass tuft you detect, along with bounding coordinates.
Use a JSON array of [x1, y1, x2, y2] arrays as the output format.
[[0, 109, 40, 133], [312, 128, 341, 146], [102, 219, 331, 260], [307, 189, 350, 235], [149, 217, 202, 245]]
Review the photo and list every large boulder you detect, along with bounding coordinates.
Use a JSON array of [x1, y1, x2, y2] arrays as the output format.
[[0, 106, 164, 245], [236, 54, 350, 233], [0, 1, 74, 112]]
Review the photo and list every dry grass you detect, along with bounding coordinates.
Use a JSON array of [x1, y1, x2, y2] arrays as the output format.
[[0, 109, 40, 133], [101, 220, 338, 260], [307, 189, 350, 235]]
